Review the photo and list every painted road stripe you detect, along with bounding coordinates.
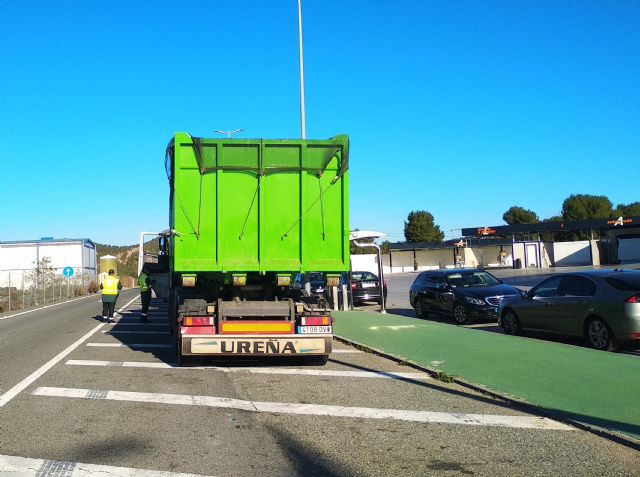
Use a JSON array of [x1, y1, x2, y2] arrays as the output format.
[[86, 343, 172, 348], [0, 454, 215, 476], [65, 359, 432, 380], [32, 386, 574, 430], [101, 330, 171, 335], [0, 295, 139, 408], [331, 349, 363, 354]]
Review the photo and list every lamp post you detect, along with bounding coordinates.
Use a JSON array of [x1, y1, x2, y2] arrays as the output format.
[[213, 129, 244, 138], [297, 0, 306, 139]]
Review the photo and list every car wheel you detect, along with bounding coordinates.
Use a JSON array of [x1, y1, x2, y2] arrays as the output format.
[[414, 300, 427, 318], [586, 318, 618, 352], [453, 303, 469, 325], [501, 310, 521, 336]]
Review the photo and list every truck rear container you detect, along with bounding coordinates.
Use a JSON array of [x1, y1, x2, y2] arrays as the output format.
[[164, 133, 349, 364]]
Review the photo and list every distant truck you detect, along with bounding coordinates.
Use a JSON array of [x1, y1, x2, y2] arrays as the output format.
[[159, 133, 349, 365]]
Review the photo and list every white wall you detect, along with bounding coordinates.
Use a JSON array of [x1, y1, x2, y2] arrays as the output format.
[[0, 240, 97, 288], [350, 254, 380, 275], [553, 241, 592, 267], [465, 246, 513, 268]]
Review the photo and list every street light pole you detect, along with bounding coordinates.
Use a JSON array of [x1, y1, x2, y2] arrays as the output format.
[[213, 129, 244, 138], [297, 0, 306, 139]]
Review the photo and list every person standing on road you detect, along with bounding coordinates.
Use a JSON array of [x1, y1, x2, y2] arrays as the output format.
[[100, 269, 122, 323], [137, 265, 152, 322]]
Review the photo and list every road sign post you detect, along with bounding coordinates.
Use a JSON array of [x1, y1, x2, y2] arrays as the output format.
[[63, 267, 74, 299]]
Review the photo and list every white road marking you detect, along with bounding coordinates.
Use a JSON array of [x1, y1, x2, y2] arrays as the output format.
[[65, 359, 432, 380], [369, 325, 418, 331], [86, 343, 172, 348], [0, 294, 98, 321], [32, 386, 574, 430], [0, 454, 215, 476], [0, 295, 139, 408], [331, 349, 363, 354], [101, 330, 171, 335]]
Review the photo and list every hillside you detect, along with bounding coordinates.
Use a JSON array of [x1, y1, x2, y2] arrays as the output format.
[[96, 239, 159, 277]]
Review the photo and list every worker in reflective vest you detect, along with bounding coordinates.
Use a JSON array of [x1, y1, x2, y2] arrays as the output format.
[[100, 269, 122, 323], [137, 264, 152, 322]]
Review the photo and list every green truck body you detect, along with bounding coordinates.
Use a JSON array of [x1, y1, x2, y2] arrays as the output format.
[[164, 133, 350, 364], [169, 133, 349, 276]]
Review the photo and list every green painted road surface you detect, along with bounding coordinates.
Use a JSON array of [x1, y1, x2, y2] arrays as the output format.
[[333, 311, 640, 442]]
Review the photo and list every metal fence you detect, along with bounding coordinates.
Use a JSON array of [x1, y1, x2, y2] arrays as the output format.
[[0, 271, 99, 314]]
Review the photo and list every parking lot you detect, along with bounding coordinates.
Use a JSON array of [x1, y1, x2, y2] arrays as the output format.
[[358, 267, 640, 357]]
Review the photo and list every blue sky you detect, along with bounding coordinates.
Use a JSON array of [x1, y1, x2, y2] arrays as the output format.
[[1, 0, 638, 245]]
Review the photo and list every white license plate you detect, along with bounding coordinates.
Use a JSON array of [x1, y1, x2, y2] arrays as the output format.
[[362, 282, 376, 288], [298, 326, 332, 334]]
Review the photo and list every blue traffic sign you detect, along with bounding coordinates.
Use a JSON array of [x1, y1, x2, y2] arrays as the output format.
[[63, 267, 74, 278]]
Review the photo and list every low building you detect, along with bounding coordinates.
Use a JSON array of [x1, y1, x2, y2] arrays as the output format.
[[0, 237, 97, 288]]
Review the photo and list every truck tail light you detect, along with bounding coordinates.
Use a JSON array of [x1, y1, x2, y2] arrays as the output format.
[[351, 283, 357, 289], [625, 294, 640, 303], [383, 280, 387, 288], [302, 316, 331, 326], [630, 332, 640, 340], [232, 274, 247, 286], [183, 316, 213, 326]]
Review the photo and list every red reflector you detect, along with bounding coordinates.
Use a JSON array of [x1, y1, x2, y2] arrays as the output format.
[[625, 295, 640, 303], [183, 316, 211, 326], [630, 333, 640, 340], [302, 316, 330, 326], [181, 326, 216, 335]]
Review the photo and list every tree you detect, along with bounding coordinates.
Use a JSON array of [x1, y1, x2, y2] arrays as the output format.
[[561, 194, 612, 221], [404, 210, 444, 242], [502, 206, 539, 225], [613, 202, 640, 218]]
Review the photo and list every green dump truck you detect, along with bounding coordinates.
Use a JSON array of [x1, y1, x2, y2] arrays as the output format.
[[163, 133, 349, 364]]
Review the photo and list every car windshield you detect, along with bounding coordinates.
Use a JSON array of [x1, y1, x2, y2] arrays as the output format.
[[446, 271, 500, 288]]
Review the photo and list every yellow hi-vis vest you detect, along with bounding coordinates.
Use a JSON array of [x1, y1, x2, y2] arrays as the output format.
[[102, 276, 120, 295]]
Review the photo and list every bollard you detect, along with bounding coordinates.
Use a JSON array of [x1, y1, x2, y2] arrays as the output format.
[[341, 284, 349, 311]]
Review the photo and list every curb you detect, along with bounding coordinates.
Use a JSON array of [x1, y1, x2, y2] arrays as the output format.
[[333, 334, 640, 452]]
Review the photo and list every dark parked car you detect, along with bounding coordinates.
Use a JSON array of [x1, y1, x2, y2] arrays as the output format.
[[290, 272, 326, 301], [499, 269, 640, 351], [342, 271, 387, 305], [409, 268, 521, 324]]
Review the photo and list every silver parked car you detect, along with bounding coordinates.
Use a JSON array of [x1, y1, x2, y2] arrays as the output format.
[[499, 269, 640, 351]]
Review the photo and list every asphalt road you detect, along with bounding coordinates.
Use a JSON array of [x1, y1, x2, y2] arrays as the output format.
[[380, 269, 640, 357], [1, 293, 639, 476]]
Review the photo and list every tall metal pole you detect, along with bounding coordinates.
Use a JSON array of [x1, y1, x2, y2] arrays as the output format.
[[352, 241, 386, 314], [297, 0, 306, 139]]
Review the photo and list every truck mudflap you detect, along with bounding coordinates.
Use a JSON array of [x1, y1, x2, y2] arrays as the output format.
[[181, 334, 332, 357]]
